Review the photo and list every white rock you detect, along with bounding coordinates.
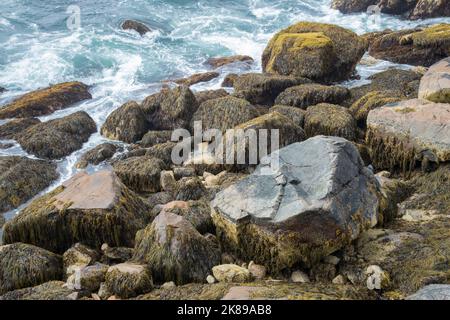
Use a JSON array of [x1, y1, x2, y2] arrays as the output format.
[[366, 265, 390, 290], [290, 270, 310, 283], [206, 275, 216, 284]]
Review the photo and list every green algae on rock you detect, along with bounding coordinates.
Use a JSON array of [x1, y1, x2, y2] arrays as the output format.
[[0, 281, 76, 300], [0, 156, 59, 213], [0, 82, 91, 119], [0, 118, 41, 140], [0, 243, 63, 295], [133, 211, 221, 285], [75, 143, 120, 169], [105, 263, 153, 298], [304, 103, 357, 141], [262, 22, 366, 83], [16, 111, 97, 160], [2, 170, 149, 253]]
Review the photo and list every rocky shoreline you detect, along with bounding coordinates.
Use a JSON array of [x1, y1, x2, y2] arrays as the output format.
[[1, 8, 450, 300]]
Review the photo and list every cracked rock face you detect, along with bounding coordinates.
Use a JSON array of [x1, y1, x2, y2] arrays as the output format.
[[211, 136, 379, 272]]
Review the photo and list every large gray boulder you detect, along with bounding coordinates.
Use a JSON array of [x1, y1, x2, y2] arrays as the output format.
[[418, 57, 450, 103], [407, 284, 450, 300], [212, 136, 379, 273]]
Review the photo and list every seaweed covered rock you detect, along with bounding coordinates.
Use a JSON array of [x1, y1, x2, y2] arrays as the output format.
[[75, 143, 119, 169], [0, 243, 62, 295], [275, 84, 350, 109], [366, 99, 450, 173], [0, 281, 76, 300], [418, 57, 450, 103], [133, 211, 221, 285], [349, 91, 404, 127], [331, 0, 377, 13], [139, 130, 172, 148], [142, 86, 198, 131], [0, 118, 40, 140], [211, 136, 379, 273], [304, 103, 357, 141], [232, 73, 312, 105], [212, 265, 252, 283], [101, 101, 150, 143], [195, 89, 229, 105], [0, 156, 58, 213], [66, 263, 109, 292], [105, 263, 153, 298], [63, 243, 100, 270], [113, 155, 167, 193], [121, 20, 151, 36], [191, 96, 262, 132], [2, 170, 148, 253], [262, 22, 366, 83], [145, 141, 177, 164], [269, 105, 306, 127], [0, 82, 91, 119], [410, 0, 450, 20], [174, 72, 220, 87], [101, 244, 134, 264], [175, 177, 206, 201], [367, 24, 450, 67], [16, 111, 97, 160], [206, 55, 254, 68]]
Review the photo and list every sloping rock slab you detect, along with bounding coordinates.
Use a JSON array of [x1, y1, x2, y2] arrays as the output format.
[[418, 57, 450, 103]]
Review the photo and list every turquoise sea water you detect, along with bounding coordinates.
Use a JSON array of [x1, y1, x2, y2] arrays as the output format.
[[0, 0, 449, 221]]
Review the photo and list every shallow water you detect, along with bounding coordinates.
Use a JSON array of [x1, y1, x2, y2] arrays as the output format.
[[0, 0, 449, 223]]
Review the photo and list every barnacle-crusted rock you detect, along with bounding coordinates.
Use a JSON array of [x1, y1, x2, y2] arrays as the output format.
[[304, 103, 357, 141], [211, 136, 379, 273], [75, 143, 119, 169], [206, 55, 254, 68], [0, 156, 58, 213], [275, 84, 350, 109], [262, 22, 366, 83], [349, 91, 404, 127], [0, 118, 40, 140], [142, 86, 198, 131], [105, 263, 153, 298], [101, 101, 150, 143], [0, 281, 76, 300], [133, 211, 221, 285], [2, 170, 149, 253], [121, 20, 151, 36], [0, 243, 63, 295], [113, 155, 167, 193], [367, 24, 450, 67], [194, 89, 229, 105], [0, 82, 91, 119], [366, 99, 450, 173], [232, 73, 312, 105], [174, 72, 220, 87], [418, 57, 450, 103], [16, 111, 97, 160], [191, 96, 262, 132]]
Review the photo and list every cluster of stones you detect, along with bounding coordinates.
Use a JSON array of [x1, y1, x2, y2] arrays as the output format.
[[1, 18, 450, 300]]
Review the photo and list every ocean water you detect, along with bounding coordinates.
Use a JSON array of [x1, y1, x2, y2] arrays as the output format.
[[0, 0, 449, 221]]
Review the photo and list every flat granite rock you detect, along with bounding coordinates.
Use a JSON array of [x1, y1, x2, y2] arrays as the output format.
[[211, 136, 379, 272], [366, 99, 450, 171], [418, 57, 450, 103]]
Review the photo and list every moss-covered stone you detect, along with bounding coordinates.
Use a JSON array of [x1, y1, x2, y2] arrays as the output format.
[[101, 101, 150, 143], [0, 243, 63, 295], [133, 211, 221, 285], [191, 96, 262, 132], [0, 156, 59, 213], [0, 118, 40, 140], [0, 82, 91, 119], [113, 155, 168, 193], [349, 91, 404, 127], [232, 73, 312, 105], [0, 281, 76, 300], [2, 171, 149, 253], [16, 111, 97, 160], [304, 103, 357, 140], [262, 22, 367, 83], [105, 263, 153, 298], [275, 84, 350, 109], [142, 86, 199, 131], [367, 24, 450, 67], [75, 143, 119, 169]]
